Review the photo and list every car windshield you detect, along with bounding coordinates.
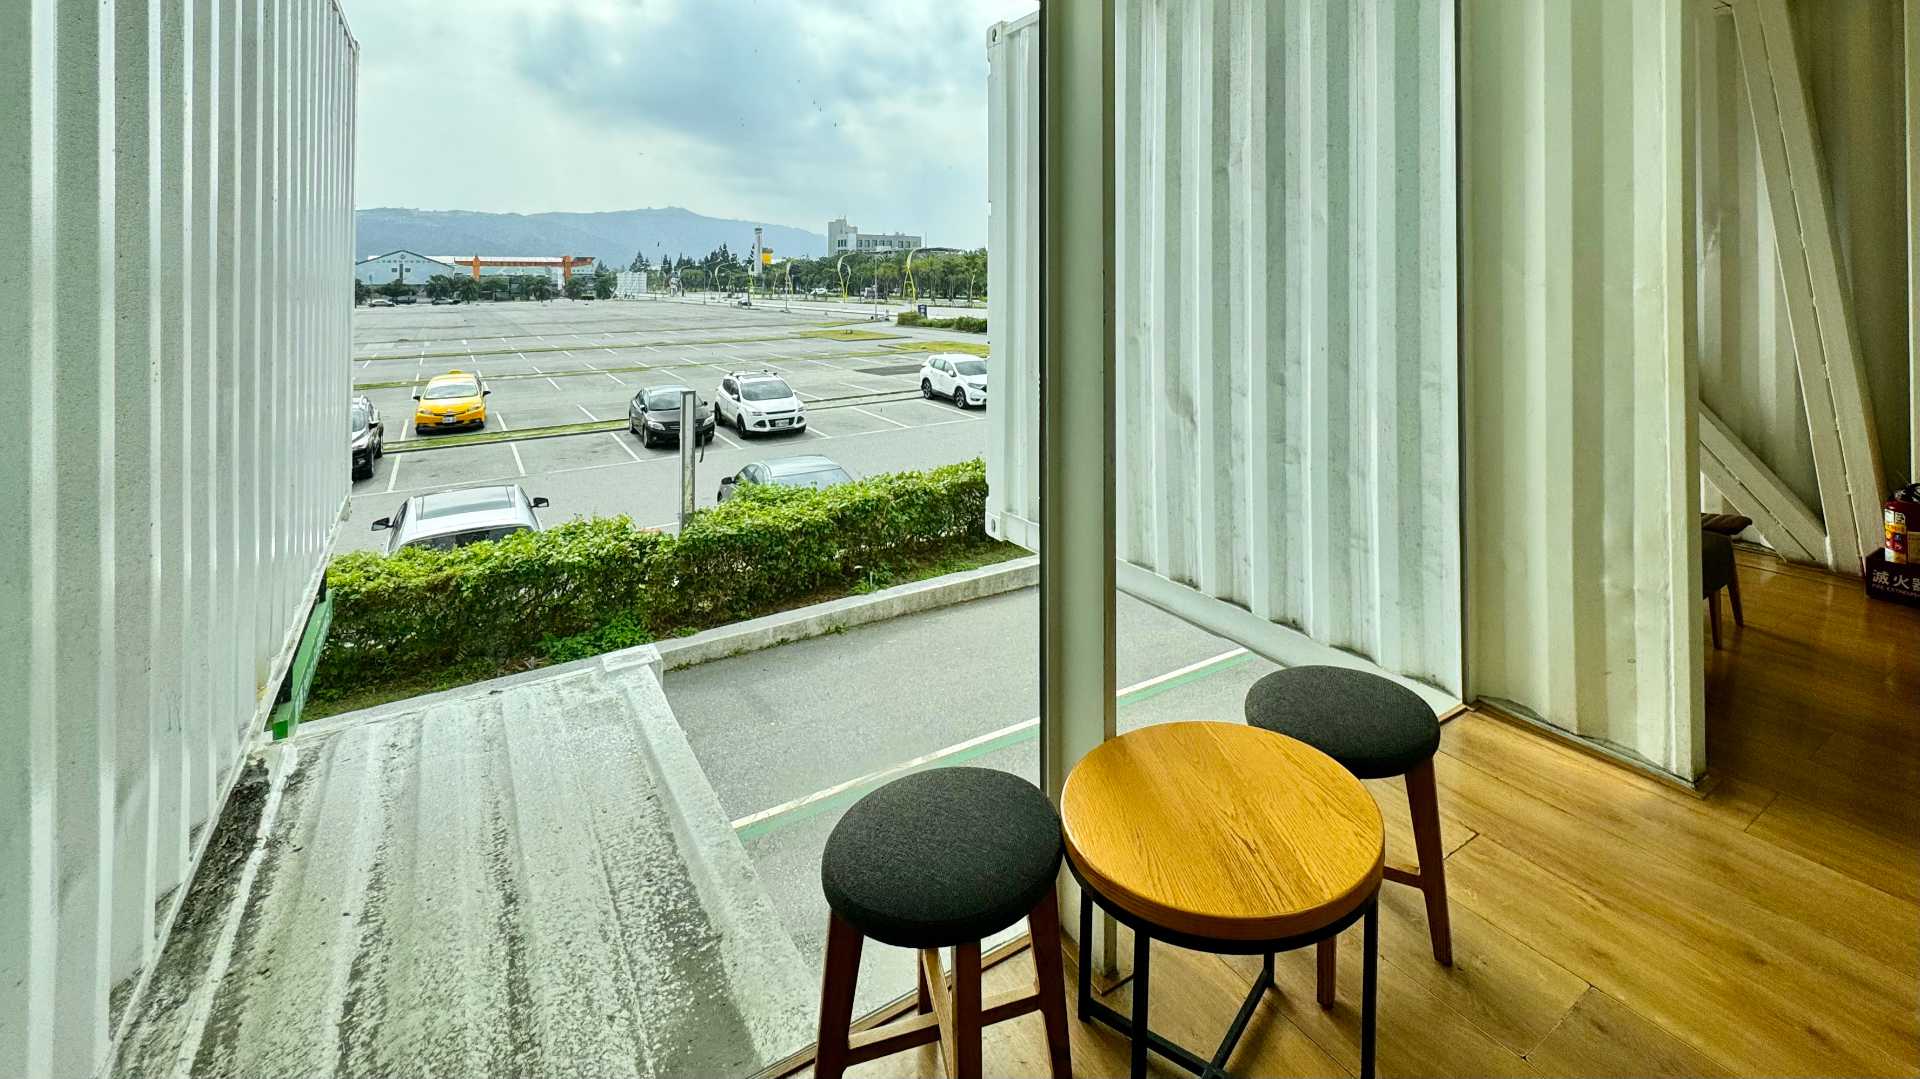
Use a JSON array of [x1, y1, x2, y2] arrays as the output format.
[[739, 380, 792, 402], [350, 407, 370, 434], [403, 525, 527, 551], [773, 467, 851, 490], [423, 380, 478, 400], [953, 359, 987, 377], [646, 389, 699, 411]]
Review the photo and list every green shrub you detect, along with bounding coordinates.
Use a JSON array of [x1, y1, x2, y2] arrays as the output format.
[[893, 312, 987, 334], [315, 459, 989, 698], [318, 517, 668, 691]]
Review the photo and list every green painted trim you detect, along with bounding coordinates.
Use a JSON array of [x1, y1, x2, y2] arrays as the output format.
[[385, 418, 623, 453], [271, 590, 334, 741]]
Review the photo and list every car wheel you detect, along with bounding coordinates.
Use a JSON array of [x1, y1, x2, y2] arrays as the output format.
[[373, 437, 384, 459], [352, 460, 372, 481], [954, 387, 968, 408], [922, 379, 934, 400], [736, 413, 750, 437]]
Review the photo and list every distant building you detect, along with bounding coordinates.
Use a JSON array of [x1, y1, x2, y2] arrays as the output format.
[[354, 250, 460, 286], [614, 271, 649, 299], [429, 254, 597, 284], [827, 217, 921, 256]]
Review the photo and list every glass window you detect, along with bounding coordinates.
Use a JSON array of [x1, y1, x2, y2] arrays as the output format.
[[422, 380, 478, 400], [739, 379, 792, 402], [953, 359, 987, 377]]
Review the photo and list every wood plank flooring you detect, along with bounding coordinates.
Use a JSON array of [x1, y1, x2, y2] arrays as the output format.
[[789, 549, 1920, 1077]]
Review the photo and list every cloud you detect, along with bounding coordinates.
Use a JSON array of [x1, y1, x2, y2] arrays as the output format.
[[339, 0, 1036, 248]]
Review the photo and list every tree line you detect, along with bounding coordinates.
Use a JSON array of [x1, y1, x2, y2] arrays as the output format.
[[623, 244, 988, 303]]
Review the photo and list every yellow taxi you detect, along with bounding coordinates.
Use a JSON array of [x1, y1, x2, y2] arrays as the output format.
[[412, 370, 489, 432]]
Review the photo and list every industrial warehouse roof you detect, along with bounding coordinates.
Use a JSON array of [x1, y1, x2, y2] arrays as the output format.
[[428, 254, 591, 264], [110, 646, 815, 1078]]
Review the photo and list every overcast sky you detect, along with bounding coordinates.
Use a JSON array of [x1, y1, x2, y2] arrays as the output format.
[[338, 0, 1037, 249]]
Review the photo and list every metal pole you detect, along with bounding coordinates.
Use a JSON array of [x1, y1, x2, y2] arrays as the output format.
[[678, 390, 697, 529]]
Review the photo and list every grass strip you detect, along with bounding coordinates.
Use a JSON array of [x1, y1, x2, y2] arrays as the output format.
[[797, 328, 904, 343], [354, 331, 808, 363], [882, 339, 991, 357], [386, 418, 622, 453]]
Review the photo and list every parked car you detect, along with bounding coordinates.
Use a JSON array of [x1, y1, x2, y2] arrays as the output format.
[[394, 294, 417, 305], [430, 297, 449, 305], [920, 354, 988, 409], [412, 370, 489, 433], [368, 297, 394, 308], [810, 287, 829, 297], [717, 455, 854, 503], [370, 484, 549, 554], [628, 384, 716, 448], [714, 370, 806, 436], [350, 395, 384, 480]]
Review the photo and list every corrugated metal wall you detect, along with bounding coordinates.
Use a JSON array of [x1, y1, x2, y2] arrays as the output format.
[[1691, 0, 1912, 532], [988, 0, 1463, 702], [1461, 0, 1704, 780], [0, 1, 356, 1075]]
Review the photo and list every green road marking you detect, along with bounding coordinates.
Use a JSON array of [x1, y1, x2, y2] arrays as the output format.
[[883, 339, 990, 357], [354, 331, 811, 363], [733, 649, 1255, 842], [797, 328, 903, 343], [350, 343, 987, 392]]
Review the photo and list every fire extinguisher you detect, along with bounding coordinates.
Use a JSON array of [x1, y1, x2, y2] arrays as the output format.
[[1886, 483, 1920, 565]]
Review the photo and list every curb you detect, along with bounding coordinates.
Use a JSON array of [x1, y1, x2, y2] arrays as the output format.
[[657, 555, 1037, 671]]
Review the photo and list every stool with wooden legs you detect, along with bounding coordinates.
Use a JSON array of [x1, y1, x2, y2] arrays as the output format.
[[1244, 666, 1452, 1004], [813, 767, 1072, 1079]]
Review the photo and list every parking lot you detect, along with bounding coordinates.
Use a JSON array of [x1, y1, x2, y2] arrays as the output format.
[[341, 297, 988, 551]]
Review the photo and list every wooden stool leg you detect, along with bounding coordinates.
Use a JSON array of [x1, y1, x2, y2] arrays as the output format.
[[1709, 593, 1723, 649], [1406, 757, 1454, 966], [1027, 889, 1073, 1079], [917, 955, 934, 1014], [954, 941, 983, 1079], [814, 914, 864, 1079], [1728, 563, 1744, 626], [1315, 938, 1336, 1008]]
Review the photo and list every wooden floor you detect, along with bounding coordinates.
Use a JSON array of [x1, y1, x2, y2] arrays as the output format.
[[789, 549, 1920, 1078]]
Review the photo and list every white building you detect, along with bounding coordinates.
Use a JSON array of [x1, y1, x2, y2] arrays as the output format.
[[615, 270, 650, 298], [353, 249, 460, 286], [1, 3, 357, 1075], [827, 216, 922, 256]]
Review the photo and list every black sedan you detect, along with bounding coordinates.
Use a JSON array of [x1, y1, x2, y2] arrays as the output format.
[[628, 385, 716, 448], [350, 395, 384, 480]]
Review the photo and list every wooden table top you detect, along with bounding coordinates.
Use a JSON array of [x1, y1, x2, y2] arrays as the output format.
[[1061, 722, 1384, 942]]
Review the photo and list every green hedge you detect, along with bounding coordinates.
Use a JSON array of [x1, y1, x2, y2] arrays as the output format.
[[896, 311, 987, 334], [316, 458, 989, 697]]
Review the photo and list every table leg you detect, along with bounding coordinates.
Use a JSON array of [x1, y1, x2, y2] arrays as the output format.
[[1131, 930, 1151, 1079], [1078, 888, 1094, 1022], [1360, 897, 1379, 1079]]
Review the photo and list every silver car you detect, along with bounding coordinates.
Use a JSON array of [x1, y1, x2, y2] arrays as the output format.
[[369, 484, 549, 554]]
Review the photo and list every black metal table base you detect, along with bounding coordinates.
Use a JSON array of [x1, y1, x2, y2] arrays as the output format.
[[1075, 885, 1380, 1079]]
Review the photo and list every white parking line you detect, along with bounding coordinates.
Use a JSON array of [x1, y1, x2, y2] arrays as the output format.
[[493, 413, 510, 431], [576, 404, 599, 422], [528, 361, 542, 373], [710, 428, 744, 451], [607, 432, 642, 462], [848, 405, 910, 429], [384, 454, 404, 492], [604, 371, 628, 386], [509, 441, 526, 477], [546, 377, 564, 391]]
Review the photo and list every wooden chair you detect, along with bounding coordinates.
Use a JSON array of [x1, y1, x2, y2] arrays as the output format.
[[814, 767, 1071, 1079], [1702, 529, 1742, 648], [1245, 665, 1451, 1003]]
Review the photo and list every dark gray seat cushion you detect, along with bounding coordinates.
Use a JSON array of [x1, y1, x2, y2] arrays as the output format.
[[1243, 666, 1439, 779], [821, 768, 1063, 949]]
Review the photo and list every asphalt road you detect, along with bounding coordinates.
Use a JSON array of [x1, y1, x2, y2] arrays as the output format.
[[340, 298, 988, 551], [662, 586, 1281, 1013]]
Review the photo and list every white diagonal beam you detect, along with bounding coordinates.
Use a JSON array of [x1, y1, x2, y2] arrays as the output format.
[[1732, 0, 1886, 571], [1698, 404, 1825, 564]]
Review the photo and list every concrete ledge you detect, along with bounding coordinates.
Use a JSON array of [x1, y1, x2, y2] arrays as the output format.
[[657, 555, 1037, 671]]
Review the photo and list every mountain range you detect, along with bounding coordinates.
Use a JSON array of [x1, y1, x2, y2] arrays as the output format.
[[354, 207, 827, 267]]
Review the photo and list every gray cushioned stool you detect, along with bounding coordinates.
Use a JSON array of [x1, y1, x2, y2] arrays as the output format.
[[814, 767, 1071, 1079], [1245, 666, 1453, 1007]]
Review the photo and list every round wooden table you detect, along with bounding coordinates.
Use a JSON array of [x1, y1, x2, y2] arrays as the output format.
[[1061, 722, 1386, 1079]]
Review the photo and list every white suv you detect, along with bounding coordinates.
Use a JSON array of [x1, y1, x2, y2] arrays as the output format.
[[920, 354, 988, 409], [715, 371, 807, 436]]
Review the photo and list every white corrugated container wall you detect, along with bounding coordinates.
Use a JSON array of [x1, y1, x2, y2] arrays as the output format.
[[1690, 0, 1912, 565], [987, 1, 1462, 706], [0, 2, 356, 1075], [1461, 0, 1704, 781]]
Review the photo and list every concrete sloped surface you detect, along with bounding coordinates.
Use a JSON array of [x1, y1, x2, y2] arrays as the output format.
[[112, 646, 813, 1078]]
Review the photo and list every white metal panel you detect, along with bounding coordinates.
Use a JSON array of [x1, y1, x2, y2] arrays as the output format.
[[986, 14, 1040, 551], [987, 0, 1462, 700], [1462, 0, 1704, 781], [0, 2, 356, 1075]]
